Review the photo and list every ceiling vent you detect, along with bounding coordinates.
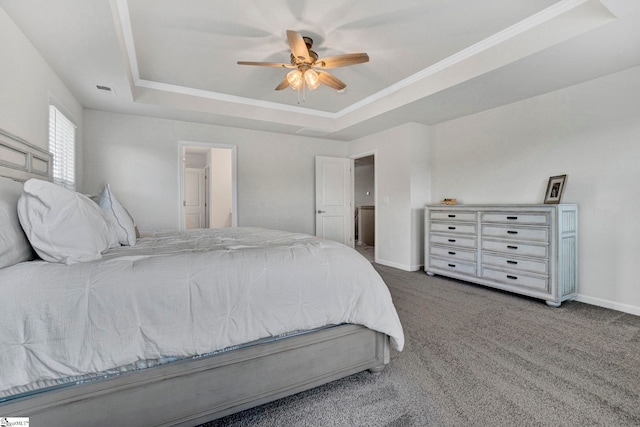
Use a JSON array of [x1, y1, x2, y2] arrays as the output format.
[[96, 85, 115, 96]]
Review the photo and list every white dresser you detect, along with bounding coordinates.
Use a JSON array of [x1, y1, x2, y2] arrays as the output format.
[[424, 204, 578, 306]]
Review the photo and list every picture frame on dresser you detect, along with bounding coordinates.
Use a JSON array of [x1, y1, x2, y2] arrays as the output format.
[[544, 174, 567, 204]]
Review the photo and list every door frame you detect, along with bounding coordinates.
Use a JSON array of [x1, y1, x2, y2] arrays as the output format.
[[351, 150, 377, 261], [178, 140, 238, 230]]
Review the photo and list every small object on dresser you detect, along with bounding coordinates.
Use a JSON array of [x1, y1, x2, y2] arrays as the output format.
[[544, 174, 567, 204], [440, 198, 457, 205]]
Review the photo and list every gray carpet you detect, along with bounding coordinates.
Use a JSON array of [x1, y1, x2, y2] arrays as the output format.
[[203, 264, 640, 426]]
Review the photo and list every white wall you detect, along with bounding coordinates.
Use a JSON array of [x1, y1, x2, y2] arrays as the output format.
[[82, 110, 347, 234], [410, 127, 433, 268], [0, 7, 84, 182], [83, 110, 433, 271], [431, 64, 640, 315], [350, 122, 432, 270]]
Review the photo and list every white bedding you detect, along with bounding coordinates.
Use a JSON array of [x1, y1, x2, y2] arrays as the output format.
[[0, 227, 404, 399]]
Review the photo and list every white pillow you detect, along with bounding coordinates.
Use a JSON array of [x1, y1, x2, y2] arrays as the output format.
[[94, 184, 136, 246], [17, 179, 117, 265], [0, 177, 34, 268]]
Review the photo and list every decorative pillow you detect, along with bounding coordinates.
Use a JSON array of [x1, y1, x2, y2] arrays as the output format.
[[94, 184, 137, 246], [17, 179, 117, 265], [0, 177, 34, 268]]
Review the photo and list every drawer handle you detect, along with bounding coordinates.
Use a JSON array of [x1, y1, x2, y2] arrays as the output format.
[[448, 264, 456, 268], [507, 275, 518, 280], [448, 251, 457, 255], [507, 260, 518, 265], [507, 230, 518, 234], [507, 245, 518, 250], [507, 216, 518, 220], [448, 214, 456, 218], [448, 226, 456, 230], [448, 239, 456, 243]]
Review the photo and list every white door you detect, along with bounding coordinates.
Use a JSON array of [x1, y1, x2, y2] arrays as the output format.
[[315, 156, 353, 246], [184, 167, 206, 229]]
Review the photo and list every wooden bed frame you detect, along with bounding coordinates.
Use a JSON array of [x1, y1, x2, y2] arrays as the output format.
[[0, 129, 391, 426], [0, 128, 52, 182], [2, 325, 389, 426]]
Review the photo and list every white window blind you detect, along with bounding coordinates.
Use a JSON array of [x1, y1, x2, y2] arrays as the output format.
[[49, 105, 76, 190]]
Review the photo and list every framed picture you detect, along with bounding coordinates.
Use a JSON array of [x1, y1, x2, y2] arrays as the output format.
[[544, 174, 567, 204]]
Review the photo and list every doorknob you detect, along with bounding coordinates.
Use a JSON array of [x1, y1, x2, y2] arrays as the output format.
[[317, 210, 326, 214]]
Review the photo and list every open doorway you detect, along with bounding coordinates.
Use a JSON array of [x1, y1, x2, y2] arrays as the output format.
[[179, 141, 237, 230], [353, 154, 375, 262]]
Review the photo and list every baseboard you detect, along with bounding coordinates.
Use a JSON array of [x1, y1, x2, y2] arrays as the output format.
[[374, 259, 422, 272], [575, 294, 640, 317]]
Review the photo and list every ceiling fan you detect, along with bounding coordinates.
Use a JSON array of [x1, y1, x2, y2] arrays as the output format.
[[237, 30, 369, 101]]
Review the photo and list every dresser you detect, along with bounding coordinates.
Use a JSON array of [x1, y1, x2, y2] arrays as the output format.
[[424, 204, 578, 306]]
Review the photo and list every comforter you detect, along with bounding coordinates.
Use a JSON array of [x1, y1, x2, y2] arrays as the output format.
[[0, 227, 404, 398]]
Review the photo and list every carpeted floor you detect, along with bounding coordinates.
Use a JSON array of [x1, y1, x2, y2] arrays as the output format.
[[203, 264, 640, 426]]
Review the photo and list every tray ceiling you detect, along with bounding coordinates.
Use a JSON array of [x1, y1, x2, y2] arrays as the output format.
[[2, 0, 639, 140]]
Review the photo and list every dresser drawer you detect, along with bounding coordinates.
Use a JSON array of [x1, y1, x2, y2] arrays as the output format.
[[482, 253, 548, 275], [481, 267, 549, 292], [430, 222, 476, 235], [482, 212, 549, 225], [430, 246, 476, 262], [430, 211, 477, 222], [430, 233, 476, 249], [481, 225, 548, 242], [482, 239, 548, 258], [430, 258, 476, 276]]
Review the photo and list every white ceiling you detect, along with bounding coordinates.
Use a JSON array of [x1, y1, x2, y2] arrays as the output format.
[[2, 0, 639, 140]]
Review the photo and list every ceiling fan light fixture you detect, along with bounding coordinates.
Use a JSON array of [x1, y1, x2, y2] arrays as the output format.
[[304, 69, 320, 90], [287, 69, 303, 90]]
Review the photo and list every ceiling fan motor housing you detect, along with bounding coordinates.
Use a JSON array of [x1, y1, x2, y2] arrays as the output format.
[[291, 50, 318, 66]]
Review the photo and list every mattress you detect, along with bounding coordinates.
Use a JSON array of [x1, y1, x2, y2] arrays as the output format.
[[0, 227, 404, 399]]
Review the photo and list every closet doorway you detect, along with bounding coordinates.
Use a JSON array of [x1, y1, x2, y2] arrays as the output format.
[[179, 141, 237, 230], [353, 153, 375, 263]]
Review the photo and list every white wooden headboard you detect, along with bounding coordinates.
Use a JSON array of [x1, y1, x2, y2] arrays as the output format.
[[0, 128, 52, 182]]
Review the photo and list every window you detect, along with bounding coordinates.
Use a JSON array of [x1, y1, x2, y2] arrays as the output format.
[[49, 105, 76, 190]]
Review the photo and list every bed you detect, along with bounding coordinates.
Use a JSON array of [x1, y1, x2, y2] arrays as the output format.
[[0, 128, 404, 426]]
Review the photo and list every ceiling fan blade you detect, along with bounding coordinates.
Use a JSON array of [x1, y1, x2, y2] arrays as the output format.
[[318, 72, 346, 91], [316, 53, 369, 68], [275, 78, 290, 91], [286, 30, 311, 63], [237, 61, 294, 68]]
